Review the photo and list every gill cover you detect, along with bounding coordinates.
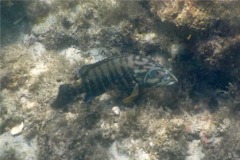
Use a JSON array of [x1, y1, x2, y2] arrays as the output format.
[[143, 68, 178, 87]]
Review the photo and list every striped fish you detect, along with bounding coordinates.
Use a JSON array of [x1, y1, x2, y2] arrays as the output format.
[[51, 54, 177, 107]]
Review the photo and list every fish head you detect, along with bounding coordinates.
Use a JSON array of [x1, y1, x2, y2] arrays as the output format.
[[143, 67, 178, 87]]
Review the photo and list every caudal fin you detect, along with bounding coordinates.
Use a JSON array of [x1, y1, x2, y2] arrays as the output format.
[[51, 84, 81, 108]]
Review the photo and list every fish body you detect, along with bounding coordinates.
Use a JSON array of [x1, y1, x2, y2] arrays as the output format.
[[51, 54, 177, 107]]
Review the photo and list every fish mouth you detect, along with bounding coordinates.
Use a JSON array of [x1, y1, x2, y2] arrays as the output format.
[[154, 72, 178, 87], [166, 72, 178, 85]]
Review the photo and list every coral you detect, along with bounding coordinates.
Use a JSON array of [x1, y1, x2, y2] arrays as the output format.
[[114, 105, 187, 160], [0, 149, 18, 160], [203, 110, 240, 160], [0, 90, 23, 134], [150, 0, 240, 34], [0, 133, 38, 160], [151, 0, 213, 30], [195, 35, 240, 69], [1, 1, 32, 46], [30, 0, 136, 50], [29, 0, 182, 58], [22, 0, 53, 22]]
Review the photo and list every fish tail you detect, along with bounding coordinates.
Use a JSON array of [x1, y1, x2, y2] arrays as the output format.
[[51, 84, 84, 108]]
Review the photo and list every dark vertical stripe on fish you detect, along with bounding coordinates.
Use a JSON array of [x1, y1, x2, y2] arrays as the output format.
[[84, 79, 91, 93], [110, 59, 125, 87], [120, 56, 125, 65], [93, 68, 106, 93], [120, 66, 133, 88], [107, 60, 116, 84], [99, 64, 111, 89], [87, 79, 94, 92], [121, 57, 134, 88], [118, 64, 130, 89], [88, 71, 96, 91]]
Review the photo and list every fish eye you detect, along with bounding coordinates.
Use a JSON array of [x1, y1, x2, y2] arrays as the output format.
[[149, 70, 162, 77]]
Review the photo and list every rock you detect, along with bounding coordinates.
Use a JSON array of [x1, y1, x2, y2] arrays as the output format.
[[108, 141, 130, 160], [10, 122, 24, 135], [1, 1, 240, 160], [0, 132, 38, 160], [99, 93, 111, 101], [186, 140, 205, 160], [112, 106, 121, 116]]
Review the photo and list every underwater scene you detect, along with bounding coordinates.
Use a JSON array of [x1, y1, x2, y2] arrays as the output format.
[[1, 0, 240, 160]]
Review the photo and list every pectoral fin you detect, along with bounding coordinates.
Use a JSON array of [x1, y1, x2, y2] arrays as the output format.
[[123, 84, 139, 104]]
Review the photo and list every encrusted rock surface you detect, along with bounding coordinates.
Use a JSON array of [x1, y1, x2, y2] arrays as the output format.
[[1, 0, 240, 160]]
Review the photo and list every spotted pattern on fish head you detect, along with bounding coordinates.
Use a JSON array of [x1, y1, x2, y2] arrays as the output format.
[[131, 55, 177, 87]]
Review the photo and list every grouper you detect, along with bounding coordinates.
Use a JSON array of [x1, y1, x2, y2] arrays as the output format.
[[51, 54, 177, 107]]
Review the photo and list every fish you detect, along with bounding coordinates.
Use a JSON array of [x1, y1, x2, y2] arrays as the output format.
[[51, 54, 177, 107]]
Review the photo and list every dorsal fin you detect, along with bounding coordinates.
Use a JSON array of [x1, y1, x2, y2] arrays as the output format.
[[94, 54, 128, 64], [78, 54, 129, 77], [78, 64, 93, 77]]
